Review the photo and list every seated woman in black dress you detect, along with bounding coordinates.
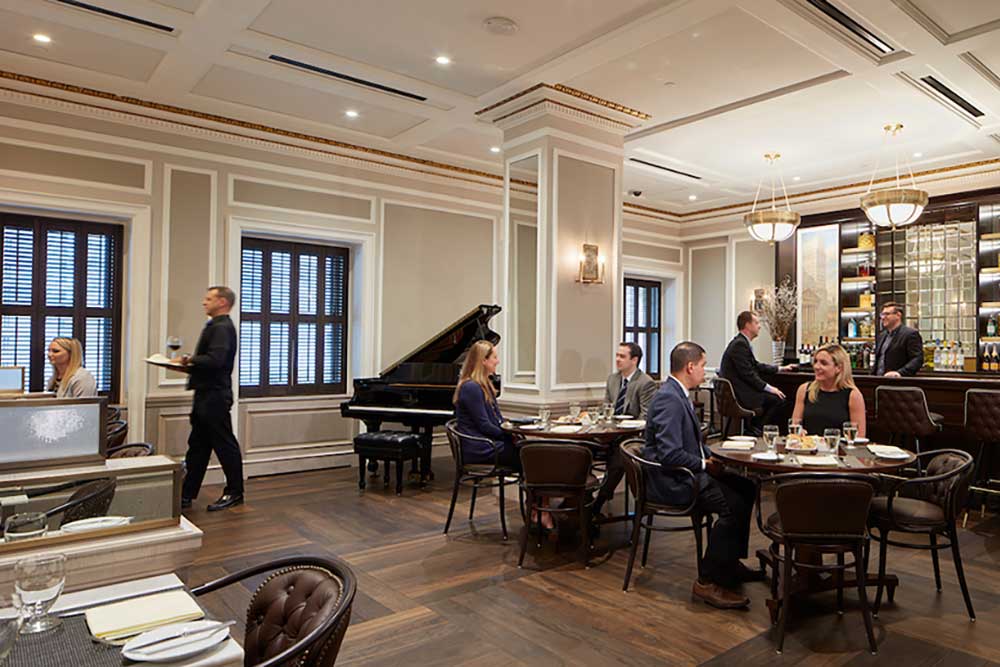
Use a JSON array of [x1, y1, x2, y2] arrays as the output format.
[[791, 343, 866, 437]]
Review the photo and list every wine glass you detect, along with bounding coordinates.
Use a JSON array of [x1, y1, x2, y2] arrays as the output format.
[[787, 419, 803, 439], [823, 428, 841, 452], [4, 513, 47, 543], [14, 553, 65, 634], [602, 402, 615, 422], [762, 425, 779, 451], [569, 403, 581, 421], [165, 336, 182, 360], [843, 422, 859, 447], [538, 407, 551, 427]]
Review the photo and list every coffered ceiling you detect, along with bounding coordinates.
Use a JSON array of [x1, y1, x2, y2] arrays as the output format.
[[0, 0, 998, 220]]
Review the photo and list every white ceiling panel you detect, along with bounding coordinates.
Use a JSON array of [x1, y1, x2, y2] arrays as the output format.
[[908, 0, 1000, 36], [248, 0, 668, 97], [420, 127, 501, 162], [568, 7, 839, 124], [0, 8, 166, 82], [191, 65, 426, 138], [152, 0, 204, 13]]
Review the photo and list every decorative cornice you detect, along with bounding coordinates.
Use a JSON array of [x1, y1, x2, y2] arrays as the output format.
[[476, 83, 650, 120], [492, 98, 636, 132]]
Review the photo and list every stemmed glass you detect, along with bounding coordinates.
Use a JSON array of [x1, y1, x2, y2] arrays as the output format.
[[165, 336, 183, 360], [787, 419, 803, 439], [843, 422, 859, 447], [762, 425, 779, 451], [14, 553, 66, 634], [568, 403, 581, 421], [538, 408, 551, 427], [602, 402, 615, 422]]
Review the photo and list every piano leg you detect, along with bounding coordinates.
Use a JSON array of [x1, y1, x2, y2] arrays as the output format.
[[412, 425, 435, 483], [363, 419, 382, 476]]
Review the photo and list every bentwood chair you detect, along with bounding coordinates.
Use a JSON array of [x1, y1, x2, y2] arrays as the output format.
[[192, 555, 356, 667], [443, 420, 521, 540], [43, 478, 117, 527], [875, 386, 942, 474], [620, 439, 712, 592], [868, 449, 975, 621], [759, 472, 878, 655], [518, 441, 601, 568], [107, 442, 154, 458], [713, 377, 755, 438], [964, 389, 1000, 517], [106, 419, 129, 451]]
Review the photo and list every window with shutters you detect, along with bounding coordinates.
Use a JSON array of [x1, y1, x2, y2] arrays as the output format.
[[0, 213, 123, 401], [239, 238, 349, 397], [623, 277, 662, 380]]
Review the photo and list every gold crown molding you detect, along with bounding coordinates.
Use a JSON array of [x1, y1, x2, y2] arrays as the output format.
[[0, 70, 516, 189], [475, 83, 650, 120], [492, 98, 636, 131]]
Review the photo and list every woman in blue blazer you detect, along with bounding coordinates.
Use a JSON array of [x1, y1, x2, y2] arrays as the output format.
[[453, 340, 516, 468]]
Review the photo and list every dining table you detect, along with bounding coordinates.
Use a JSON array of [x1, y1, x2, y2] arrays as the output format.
[[708, 437, 917, 623], [0, 573, 243, 667]]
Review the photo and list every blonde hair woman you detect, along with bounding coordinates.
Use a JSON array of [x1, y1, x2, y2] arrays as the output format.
[[46, 337, 97, 398], [791, 343, 865, 437], [454, 341, 510, 464]]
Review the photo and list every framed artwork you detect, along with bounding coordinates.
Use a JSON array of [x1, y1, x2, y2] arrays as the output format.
[[796, 223, 840, 346]]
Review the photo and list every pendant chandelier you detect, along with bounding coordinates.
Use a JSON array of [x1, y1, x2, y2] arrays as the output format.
[[859, 123, 928, 229], [744, 153, 800, 244]]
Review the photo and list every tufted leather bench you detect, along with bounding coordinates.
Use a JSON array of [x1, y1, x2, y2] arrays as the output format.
[[353, 431, 422, 495]]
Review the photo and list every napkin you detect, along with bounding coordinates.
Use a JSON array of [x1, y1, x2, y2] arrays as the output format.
[[618, 419, 645, 429], [867, 444, 908, 457], [86, 589, 204, 640], [798, 455, 840, 467], [721, 440, 754, 450], [550, 424, 581, 434]]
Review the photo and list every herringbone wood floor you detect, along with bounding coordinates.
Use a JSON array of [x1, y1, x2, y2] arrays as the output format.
[[180, 453, 1000, 666]]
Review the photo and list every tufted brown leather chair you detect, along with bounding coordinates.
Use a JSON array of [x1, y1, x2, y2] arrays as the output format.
[[964, 389, 1000, 514], [443, 420, 521, 541], [619, 439, 712, 592], [192, 555, 356, 667], [875, 386, 942, 473], [868, 449, 975, 621], [44, 478, 116, 527], [757, 472, 877, 655], [517, 441, 600, 568], [713, 377, 756, 438]]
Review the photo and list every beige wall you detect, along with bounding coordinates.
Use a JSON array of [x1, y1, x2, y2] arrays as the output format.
[[622, 241, 681, 264], [380, 204, 494, 368], [514, 222, 537, 374], [734, 240, 776, 362], [689, 245, 728, 367], [554, 155, 615, 385]]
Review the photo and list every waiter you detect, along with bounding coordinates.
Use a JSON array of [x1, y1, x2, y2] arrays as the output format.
[[873, 301, 923, 377], [180, 286, 245, 511]]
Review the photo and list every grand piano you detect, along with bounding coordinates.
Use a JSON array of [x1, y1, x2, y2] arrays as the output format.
[[340, 304, 502, 481]]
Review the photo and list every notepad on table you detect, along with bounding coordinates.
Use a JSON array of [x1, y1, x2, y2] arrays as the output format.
[[721, 440, 754, 450], [85, 589, 204, 640]]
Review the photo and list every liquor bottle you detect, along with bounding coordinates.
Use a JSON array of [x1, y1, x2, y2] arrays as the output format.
[[989, 315, 997, 337], [950, 342, 959, 372], [933, 342, 942, 371], [847, 318, 858, 339], [992, 344, 999, 372], [868, 343, 876, 370], [957, 342, 965, 373]]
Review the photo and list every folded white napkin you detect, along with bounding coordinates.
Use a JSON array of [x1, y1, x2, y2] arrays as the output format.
[[721, 440, 754, 450], [550, 424, 581, 434], [867, 444, 906, 455], [86, 590, 204, 640], [618, 419, 645, 429], [798, 455, 840, 466]]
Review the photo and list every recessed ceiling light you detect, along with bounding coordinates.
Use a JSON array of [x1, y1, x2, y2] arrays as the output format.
[[490, 146, 501, 154], [913, 152, 923, 158], [483, 16, 519, 36], [793, 176, 801, 181], [435, 55, 451, 65], [33, 33, 51, 44], [344, 110, 359, 119], [688, 194, 698, 201]]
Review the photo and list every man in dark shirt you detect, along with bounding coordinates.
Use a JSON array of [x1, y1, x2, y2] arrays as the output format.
[[873, 301, 923, 377], [180, 286, 244, 511]]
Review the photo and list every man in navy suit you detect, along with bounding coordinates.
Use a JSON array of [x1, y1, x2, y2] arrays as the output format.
[[643, 341, 760, 609]]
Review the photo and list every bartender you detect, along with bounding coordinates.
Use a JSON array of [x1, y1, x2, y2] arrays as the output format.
[[873, 301, 923, 377]]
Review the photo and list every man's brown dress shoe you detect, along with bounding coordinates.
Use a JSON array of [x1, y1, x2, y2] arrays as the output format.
[[692, 580, 750, 609]]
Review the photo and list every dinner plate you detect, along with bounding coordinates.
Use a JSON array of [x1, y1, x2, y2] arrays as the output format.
[[61, 516, 132, 533], [518, 424, 544, 431], [842, 437, 870, 445], [121, 620, 230, 663], [869, 449, 910, 460], [618, 419, 645, 429], [729, 436, 756, 442]]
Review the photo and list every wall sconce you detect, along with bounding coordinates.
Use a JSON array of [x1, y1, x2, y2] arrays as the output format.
[[576, 243, 605, 284]]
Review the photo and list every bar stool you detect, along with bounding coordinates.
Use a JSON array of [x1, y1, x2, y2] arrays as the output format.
[[713, 377, 755, 438], [875, 386, 942, 474], [964, 389, 1000, 517]]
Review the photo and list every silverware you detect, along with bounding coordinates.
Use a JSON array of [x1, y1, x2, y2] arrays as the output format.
[[128, 619, 236, 652]]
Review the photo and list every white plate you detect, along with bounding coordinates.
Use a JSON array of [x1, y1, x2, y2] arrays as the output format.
[[121, 620, 230, 663], [518, 423, 544, 431], [842, 437, 870, 445], [871, 450, 910, 460], [61, 516, 132, 533], [612, 415, 631, 421], [751, 452, 782, 462], [729, 436, 756, 442]]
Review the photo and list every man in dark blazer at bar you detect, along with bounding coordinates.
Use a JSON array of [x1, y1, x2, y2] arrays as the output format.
[[180, 286, 245, 512], [642, 341, 761, 609], [873, 301, 923, 377], [720, 311, 795, 435]]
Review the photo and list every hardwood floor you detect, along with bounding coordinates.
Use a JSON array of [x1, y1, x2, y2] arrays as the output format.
[[180, 454, 1000, 666]]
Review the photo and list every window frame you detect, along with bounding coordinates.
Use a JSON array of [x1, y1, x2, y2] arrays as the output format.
[[623, 276, 662, 381], [0, 212, 124, 402], [239, 237, 349, 398]]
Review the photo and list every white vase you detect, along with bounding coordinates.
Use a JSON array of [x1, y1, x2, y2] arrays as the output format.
[[772, 340, 785, 365]]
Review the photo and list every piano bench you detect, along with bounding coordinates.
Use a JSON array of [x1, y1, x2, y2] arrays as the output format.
[[354, 431, 422, 495]]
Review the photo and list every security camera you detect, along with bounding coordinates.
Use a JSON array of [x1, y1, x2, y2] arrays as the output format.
[[629, 190, 643, 197]]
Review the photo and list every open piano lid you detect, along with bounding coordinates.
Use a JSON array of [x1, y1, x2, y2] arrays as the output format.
[[379, 304, 502, 379]]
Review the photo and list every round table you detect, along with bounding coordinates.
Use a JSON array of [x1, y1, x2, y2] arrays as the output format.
[[708, 440, 916, 474], [501, 420, 644, 446], [709, 438, 915, 623]]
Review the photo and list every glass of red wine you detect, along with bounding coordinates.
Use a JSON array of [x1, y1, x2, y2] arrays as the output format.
[[166, 336, 182, 360]]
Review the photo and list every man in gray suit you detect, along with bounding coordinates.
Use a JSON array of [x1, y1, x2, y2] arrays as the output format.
[[594, 342, 658, 515]]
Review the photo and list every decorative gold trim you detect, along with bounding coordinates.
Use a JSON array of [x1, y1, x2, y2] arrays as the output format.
[[475, 83, 650, 120], [492, 98, 636, 129]]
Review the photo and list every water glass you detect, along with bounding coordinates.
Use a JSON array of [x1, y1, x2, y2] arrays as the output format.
[[14, 553, 65, 634], [602, 402, 615, 422], [4, 513, 47, 543], [569, 403, 581, 420], [762, 425, 779, 451], [538, 407, 551, 427], [823, 428, 841, 452], [843, 422, 859, 446], [787, 420, 803, 438]]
